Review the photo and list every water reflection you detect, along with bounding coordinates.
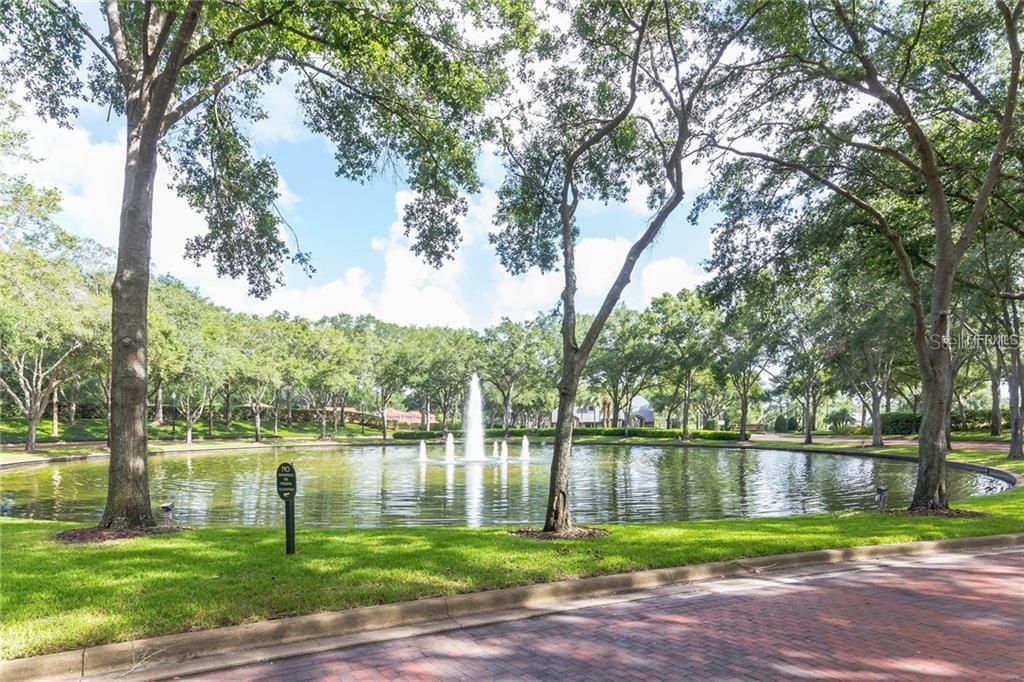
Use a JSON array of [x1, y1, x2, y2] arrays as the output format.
[[0, 445, 1009, 528]]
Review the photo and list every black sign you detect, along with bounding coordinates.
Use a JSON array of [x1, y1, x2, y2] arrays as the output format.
[[276, 462, 297, 501]]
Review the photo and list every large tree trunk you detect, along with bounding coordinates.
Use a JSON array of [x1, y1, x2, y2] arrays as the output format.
[[502, 392, 512, 437], [990, 374, 1002, 436], [1008, 358, 1023, 459], [254, 406, 262, 442], [802, 405, 812, 444], [870, 388, 884, 447], [320, 411, 328, 439], [286, 386, 293, 427], [51, 390, 59, 438], [68, 399, 77, 427], [101, 111, 159, 529], [25, 414, 38, 453], [910, 370, 951, 510], [739, 389, 750, 441], [681, 371, 691, 439], [153, 381, 164, 424], [186, 419, 194, 445], [223, 386, 232, 424], [544, 377, 578, 532]]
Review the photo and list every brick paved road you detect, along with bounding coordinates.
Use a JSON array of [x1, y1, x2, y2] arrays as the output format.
[[198, 549, 1024, 681]]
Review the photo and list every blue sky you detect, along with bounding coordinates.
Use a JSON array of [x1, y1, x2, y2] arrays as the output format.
[[17, 74, 717, 329]]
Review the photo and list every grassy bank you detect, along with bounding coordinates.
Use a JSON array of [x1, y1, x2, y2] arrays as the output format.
[[2, 445, 1022, 660], [0, 417, 380, 446]]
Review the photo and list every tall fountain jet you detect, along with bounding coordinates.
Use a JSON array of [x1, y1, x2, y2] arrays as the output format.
[[499, 440, 509, 460], [464, 373, 486, 461], [521, 435, 530, 460], [444, 433, 456, 463], [419, 440, 428, 462]]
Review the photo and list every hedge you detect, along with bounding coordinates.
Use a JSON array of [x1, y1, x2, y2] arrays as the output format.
[[879, 412, 921, 435], [393, 427, 743, 441]]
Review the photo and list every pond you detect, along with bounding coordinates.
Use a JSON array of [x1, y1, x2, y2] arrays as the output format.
[[0, 444, 1009, 528]]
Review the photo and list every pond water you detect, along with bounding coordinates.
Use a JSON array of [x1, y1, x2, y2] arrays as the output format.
[[0, 444, 1008, 528]]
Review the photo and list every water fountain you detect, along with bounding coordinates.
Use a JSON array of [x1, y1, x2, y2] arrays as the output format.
[[444, 433, 456, 463], [499, 440, 509, 460], [463, 373, 486, 461], [419, 440, 428, 462], [520, 435, 530, 460], [491, 441, 499, 458]]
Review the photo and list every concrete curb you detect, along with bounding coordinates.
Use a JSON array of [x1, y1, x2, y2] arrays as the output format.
[[4, 533, 1023, 681]]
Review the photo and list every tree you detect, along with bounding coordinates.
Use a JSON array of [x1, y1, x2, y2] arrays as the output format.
[[492, 0, 764, 531], [0, 239, 106, 451], [585, 307, 660, 430], [366, 323, 414, 439], [648, 290, 717, 438], [705, 0, 1024, 509], [769, 283, 840, 445], [2, 0, 520, 527], [420, 327, 480, 432], [164, 306, 223, 445], [298, 323, 356, 440], [716, 296, 770, 441], [482, 318, 549, 436], [236, 315, 284, 442]]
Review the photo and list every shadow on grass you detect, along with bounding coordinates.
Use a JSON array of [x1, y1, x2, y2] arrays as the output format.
[[3, 483, 1024, 658]]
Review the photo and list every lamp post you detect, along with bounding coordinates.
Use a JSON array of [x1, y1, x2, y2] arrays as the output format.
[[171, 392, 177, 438]]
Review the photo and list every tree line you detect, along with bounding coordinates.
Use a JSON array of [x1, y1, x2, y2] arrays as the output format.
[[2, 0, 1023, 530]]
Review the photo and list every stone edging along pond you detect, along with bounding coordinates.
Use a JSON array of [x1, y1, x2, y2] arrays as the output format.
[[3, 438, 1019, 489]]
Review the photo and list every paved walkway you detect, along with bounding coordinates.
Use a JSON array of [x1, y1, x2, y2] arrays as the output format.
[[195, 548, 1024, 681]]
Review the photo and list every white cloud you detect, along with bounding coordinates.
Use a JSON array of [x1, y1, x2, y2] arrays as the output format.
[[639, 257, 708, 302], [490, 237, 707, 323], [249, 72, 310, 146], [236, 267, 373, 320], [369, 191, 473, 327], [14, 100, 706, 331]]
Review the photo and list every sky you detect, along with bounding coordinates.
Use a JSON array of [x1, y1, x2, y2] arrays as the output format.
[[14, 65, 718, 331]]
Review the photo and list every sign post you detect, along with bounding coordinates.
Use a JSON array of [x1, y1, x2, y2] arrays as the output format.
[[276, 462, 297, 554]]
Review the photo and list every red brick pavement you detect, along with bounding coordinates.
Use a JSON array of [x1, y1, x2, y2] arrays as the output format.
[[193, 550, 1024, 681]]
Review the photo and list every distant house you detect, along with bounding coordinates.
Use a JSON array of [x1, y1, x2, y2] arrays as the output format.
[[552, 396, 655, 427], [343, 406, 435, 426]]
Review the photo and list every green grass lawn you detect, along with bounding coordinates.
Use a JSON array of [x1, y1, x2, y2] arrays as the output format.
[[0, 417, 380, 446], [2, 444, 1022, 660]]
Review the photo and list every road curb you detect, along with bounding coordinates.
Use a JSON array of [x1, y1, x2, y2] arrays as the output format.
[[4, 533, 1023, 681]]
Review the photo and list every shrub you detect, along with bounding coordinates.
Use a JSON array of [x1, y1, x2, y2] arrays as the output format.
[[772, 415, 788, 433], [392, 426, 743, 441], [786, 416, 798, 431], [689, 429, 741, 441], [880, 412, 921, 435], [950, 408, 1010, 431]]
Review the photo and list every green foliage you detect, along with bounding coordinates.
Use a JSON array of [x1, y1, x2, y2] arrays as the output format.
[[0, 0, 527, 295], [773, 415, 789, 432], [5, 443, 1023, 658], [826, 408, 854, 432], [393, 426, 741, 441], [880, 412, 922, 436]]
